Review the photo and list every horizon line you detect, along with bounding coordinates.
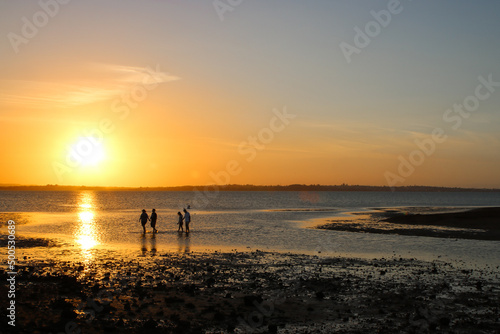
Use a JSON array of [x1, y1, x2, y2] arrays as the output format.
[[1, 183, 499, 192]]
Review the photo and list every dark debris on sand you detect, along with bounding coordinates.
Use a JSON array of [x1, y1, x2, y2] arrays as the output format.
[[1, 249, 499, 333]]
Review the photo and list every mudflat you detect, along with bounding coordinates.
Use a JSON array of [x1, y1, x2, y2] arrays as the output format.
[[1, 244, 499, 333], [317, 207, 500, 241]]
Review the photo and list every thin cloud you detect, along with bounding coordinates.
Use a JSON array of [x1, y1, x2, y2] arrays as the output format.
[[0, 63, 180, 109], [89, 63, 180, 85]]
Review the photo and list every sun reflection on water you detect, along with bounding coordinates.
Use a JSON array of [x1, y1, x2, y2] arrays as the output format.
[[76, 192, 100, 259]]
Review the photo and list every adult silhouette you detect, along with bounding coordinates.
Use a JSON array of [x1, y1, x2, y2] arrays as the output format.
[[183, 208, 191, 233], [177, 211, 184, 232], [139, 209, 149, 233], [150, 209, 158, 233]]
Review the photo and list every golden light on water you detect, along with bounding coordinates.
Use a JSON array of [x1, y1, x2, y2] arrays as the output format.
[[76, 192, 100, 253], [77, 211, 98, 249], [79, 211, 94, 221]]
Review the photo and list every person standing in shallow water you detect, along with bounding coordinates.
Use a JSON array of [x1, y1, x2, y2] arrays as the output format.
[[150, 209, 158, 233], [139, 209, 149, 233], [177, 212, 184, 232], [183, 208, 191, 233]]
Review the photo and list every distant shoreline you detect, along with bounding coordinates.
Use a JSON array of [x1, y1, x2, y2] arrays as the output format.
[[1, 184, 499, 192]]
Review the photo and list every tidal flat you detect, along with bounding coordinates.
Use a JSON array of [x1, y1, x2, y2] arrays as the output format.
[[1, 241, 499, 333]]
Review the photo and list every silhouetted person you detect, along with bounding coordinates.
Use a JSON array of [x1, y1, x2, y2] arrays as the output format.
[[177, 212, 184, 232], [139, 209, 149, 233], [150, 209, 158, 233], [183, 208, 191, 233]]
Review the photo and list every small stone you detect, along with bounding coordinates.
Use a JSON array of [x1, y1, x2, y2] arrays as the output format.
[[315, 291, 325, 300]]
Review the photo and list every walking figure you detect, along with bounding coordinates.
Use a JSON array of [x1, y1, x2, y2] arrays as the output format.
[[139, 209, 149, 234], [183, 208, 191, 233], [150, 209, 158, 233], [177, 211, 184, 232]]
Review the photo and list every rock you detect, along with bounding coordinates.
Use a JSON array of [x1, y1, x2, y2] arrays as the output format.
[[205, 277, 216, 286], [243, 295, 263, 306], [439, 317, 450, 327], [143, 318, 157, 329], [268, 324, 278, 333], [61, 307, 76, 320], [315, 291, 325, 300], [213, 311, 225, 321]]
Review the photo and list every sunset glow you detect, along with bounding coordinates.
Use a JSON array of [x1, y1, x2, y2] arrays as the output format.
[[1, 1, 499, 188]]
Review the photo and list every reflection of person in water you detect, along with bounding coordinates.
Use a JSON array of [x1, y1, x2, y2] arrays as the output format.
[[140, 234, 147, 256], [177, 231, 190, 253], [150, 233, 157, 256], [140, 234, 157, 256], [139, 209, 149, 234], [150, 209, 158, 233]]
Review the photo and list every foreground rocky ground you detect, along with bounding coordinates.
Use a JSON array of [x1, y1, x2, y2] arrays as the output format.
[[1, 244, 499, 333]]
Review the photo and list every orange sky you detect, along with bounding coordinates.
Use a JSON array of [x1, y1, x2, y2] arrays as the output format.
[[1, 1, 499, 188]]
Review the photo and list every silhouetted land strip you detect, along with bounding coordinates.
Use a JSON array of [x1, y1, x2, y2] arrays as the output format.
[[318, 207, 500, 241], [383, 207, 500, 231], [1, 184, 499, 192]]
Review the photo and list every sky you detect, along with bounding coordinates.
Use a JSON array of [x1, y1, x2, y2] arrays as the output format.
[[0, 0, 499, 188]]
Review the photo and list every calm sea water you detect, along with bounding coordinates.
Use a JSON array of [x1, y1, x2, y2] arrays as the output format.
[[2, 190, 500, 213], [2, 191, 500, 267]]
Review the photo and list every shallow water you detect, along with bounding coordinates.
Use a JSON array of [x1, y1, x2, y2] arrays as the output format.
[[2, 190, 500, 268]]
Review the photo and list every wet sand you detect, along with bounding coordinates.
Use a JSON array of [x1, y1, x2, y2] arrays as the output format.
[[317, 207, 500, 241], [2, 208, 500, 333], [1, 241, 499, 333]]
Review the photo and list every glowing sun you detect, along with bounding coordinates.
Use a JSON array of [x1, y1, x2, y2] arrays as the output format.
[[70, 137, 106, 167]]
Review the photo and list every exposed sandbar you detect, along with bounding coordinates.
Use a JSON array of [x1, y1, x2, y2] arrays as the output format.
[[317, 207, 500, 240]]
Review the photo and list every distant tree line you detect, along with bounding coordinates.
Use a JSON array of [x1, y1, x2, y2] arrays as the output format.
[[0, 184, 498, 192]]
